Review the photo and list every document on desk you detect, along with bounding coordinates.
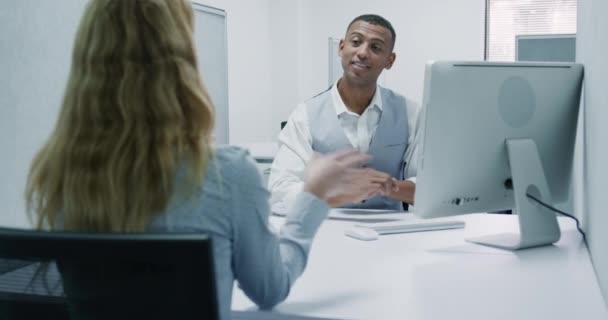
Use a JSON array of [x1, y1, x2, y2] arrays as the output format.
[[273, 208, 406, 221], [232, 310, 343, 320], [328, 208, 407, 220], [355, 216, 465, 235], [331, 208, 402, 215]]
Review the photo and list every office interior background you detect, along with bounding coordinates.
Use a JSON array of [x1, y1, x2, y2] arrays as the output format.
[[1, 0, 606, 307]]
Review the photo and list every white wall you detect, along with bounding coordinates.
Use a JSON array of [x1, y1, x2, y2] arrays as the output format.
[[0, 0, 88, 227], [577, 0, 608, 305], [268, 0, 302, 134], [193, 0, 275, 145], [268, 0, 485, 137], [192, 0, 487, 147]]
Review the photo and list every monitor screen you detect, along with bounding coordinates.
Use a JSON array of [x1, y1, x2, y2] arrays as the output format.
[[414, 61, 583, 250]]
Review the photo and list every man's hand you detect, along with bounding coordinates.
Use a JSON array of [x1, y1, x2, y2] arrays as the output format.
[[303, 150, 386, 207], [302, 150, 407, 207], [363, 168, 399, 196], [355, 168, 416, 205], [323, 167, 388, 207]]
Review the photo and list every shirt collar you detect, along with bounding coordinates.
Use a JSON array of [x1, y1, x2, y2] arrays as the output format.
[[331, 79, 383, 117]]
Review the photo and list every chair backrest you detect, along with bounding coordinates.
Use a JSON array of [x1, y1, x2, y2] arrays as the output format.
[[0, 227, 218, 320]]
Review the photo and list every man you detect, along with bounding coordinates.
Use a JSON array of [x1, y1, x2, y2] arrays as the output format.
[[269, 14, 421, 214]]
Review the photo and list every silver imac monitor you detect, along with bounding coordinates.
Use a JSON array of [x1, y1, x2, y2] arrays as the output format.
[[414, 61, 584, 250]]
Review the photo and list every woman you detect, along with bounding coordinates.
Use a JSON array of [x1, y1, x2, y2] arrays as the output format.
[[25, 1, 383, 319]]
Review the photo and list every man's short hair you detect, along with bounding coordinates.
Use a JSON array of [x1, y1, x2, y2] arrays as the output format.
[[346, 14, 396, 49]]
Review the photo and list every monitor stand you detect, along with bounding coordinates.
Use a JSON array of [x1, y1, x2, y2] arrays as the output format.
[[466, 138, 561, 250]]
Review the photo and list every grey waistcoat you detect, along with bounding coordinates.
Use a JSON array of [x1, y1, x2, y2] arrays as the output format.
[[305, 86, 409, 210]]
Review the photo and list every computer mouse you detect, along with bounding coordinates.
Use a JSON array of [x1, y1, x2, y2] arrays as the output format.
[[344, 227, 379, 241]]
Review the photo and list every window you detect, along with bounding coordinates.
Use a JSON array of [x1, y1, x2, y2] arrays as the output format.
[[485, 0, 577, 61]]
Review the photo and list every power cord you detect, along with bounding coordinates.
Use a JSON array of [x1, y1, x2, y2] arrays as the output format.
[[526, 193, 587, 245]]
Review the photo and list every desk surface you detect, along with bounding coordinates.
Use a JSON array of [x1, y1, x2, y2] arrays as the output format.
[[232, 212, 608, 320]]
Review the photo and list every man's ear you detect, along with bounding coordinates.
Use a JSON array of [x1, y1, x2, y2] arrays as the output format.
[[385, 52, 396, 70], [338, 39, 345, 57]]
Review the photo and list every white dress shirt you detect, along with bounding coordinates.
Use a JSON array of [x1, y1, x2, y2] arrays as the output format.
[[268, 81, 422, 215]]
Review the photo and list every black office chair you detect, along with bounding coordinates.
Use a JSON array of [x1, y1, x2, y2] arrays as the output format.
[[0, 227, 219, 320]]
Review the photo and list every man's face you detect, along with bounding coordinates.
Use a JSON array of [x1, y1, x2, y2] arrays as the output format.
[[339, 20, 396, 87]]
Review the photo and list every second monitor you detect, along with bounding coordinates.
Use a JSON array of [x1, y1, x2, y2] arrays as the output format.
[[414, 61, 584, 250]]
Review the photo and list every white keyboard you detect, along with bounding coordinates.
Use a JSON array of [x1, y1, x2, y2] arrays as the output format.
[[354, 218, 465, 235]]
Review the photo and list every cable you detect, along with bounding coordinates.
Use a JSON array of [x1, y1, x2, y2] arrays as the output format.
[[526, 193, 587, 245]]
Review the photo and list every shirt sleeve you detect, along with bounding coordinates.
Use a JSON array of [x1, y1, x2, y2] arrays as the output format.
[[268, 103, 314, 215], [403, 98, 423, 183], [231, 150, 329, 310]]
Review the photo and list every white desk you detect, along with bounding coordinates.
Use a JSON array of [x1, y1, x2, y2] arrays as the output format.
[[232, 212, 608, 319]]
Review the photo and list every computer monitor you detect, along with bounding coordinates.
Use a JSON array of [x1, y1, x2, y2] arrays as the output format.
[[414, 61, 584, 250]]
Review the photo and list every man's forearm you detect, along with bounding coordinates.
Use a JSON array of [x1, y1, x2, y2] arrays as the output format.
[[388, 180, 416, 205]]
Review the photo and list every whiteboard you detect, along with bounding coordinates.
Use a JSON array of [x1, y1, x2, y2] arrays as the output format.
[[192, 4, 229, 144]]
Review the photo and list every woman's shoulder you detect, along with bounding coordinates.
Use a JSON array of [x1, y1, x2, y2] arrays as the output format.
[[170, 145, 263, 212], [214, 144, 250, 160], [212, 145, 261, 184]]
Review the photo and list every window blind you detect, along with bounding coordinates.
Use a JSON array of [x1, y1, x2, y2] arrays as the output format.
[[486, 0, 577, 61]]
